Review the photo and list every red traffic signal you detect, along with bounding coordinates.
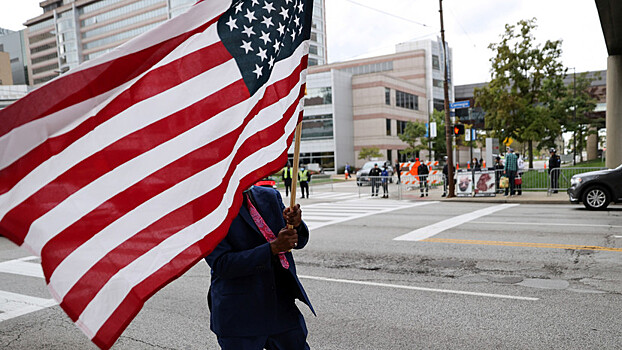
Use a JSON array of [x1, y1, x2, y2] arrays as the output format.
[[453, 124, 465, 136]]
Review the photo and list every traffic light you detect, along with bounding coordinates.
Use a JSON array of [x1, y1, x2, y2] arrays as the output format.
[[453, 124, 465, 136]]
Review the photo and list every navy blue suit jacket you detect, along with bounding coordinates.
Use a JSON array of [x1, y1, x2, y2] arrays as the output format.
[[205, 186, 314, 337]]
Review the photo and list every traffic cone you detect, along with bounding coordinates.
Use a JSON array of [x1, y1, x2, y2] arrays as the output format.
[[456, 163, 459, 170], [482, 160, 486, 168], [467, 163, 470, 170]]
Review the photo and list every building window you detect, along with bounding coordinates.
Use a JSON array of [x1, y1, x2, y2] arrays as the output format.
[[385, 87, 390, 105], [301, 114, 333, 140], [433, 98, 444, 111], [291, 151, 335, 171], [397, 120, 407, 135], [304, 87, 332, 106], [433, 79, 444, 88], [309, 45, 318, 55], [386, 119, 391, 136], [396, 90, 418, 110], [432, 55, 440, 70], [32, 62, 59, 75], [308, 57, 318, 66], [341, 61, 393, 75], [31, 52, 58, 64]]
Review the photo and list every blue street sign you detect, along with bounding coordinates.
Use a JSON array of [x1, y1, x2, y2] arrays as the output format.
[[450, 100, 470, 109]]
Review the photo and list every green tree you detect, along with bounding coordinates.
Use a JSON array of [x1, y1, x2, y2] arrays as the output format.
[[398, 121, 427, 159], [559, 72, 600, 163], [358, 147, 383, 160], [474, 18, 565, 168]]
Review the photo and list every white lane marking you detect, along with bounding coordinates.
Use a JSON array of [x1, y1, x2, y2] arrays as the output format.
[[299, 275, 539, 301], [305, 201, 437, 230], [478, 221, 622, 229], [0, 256, 44, 278], [615, 236, 622, 238], [0, 290, 57, 321], [394, 204, 520, 241]]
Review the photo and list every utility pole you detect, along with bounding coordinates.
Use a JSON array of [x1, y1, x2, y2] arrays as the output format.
[[439, 0, 454, 197], [572, 67, 579, 166]]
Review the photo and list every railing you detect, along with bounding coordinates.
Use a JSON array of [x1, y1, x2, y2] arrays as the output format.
[[547, 167, 606, 194]]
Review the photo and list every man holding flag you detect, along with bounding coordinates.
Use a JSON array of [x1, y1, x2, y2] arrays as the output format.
[[0, 0, 315, 348], [205, 185, 313, 349]]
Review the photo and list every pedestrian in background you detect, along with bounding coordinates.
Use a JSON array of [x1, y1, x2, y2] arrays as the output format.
[[504, 148, 518, 197], [381, 166, 389, 198], [494, 156, 504, 193], [369, 163, 381, 197], [516, 153, 525, 195], [282, 163, 293, 197], [344, 163, 351, 180], [442, 156, 449, 197], [298, 165, 311, 199], [395, 159, 401, 184], [417, 160, 429, 197], [548, 149, 561, 193]]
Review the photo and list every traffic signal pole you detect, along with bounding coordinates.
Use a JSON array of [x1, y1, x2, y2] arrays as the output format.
[[439, 0, 455, 197]]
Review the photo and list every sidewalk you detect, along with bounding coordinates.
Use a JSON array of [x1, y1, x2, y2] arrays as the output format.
[[328, 176, 572, 205]]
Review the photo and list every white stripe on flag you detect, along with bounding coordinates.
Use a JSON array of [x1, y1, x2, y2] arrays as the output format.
[[47, 56, 307, 300], [76, 97, 302, 339], [0, 25, 221, 174], [3, 59, 239, 230], [22, 62, 240, 254]]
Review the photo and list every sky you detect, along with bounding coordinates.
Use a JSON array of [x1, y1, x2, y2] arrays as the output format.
[[0, 0, 609, 85]]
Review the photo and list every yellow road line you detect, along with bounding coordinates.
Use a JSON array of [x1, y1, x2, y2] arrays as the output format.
[[422, 238, 622, 252]]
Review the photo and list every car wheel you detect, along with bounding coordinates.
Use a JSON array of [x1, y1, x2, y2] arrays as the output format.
[[582, 186, 610, 210]]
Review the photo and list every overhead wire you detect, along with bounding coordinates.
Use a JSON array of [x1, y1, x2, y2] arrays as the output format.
[[340, 0, 437, 30]]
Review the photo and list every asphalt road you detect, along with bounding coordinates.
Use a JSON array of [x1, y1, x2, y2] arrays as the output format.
[[0, 190, 621, 349]]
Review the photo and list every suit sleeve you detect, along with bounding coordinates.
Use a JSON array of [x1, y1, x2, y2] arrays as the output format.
[[205, 235, 273, 280]]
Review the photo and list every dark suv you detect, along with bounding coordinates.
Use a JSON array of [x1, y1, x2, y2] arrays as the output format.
[[567, 164, 622, 210]]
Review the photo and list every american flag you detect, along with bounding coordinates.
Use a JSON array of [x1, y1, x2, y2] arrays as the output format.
[[0, 0, 313, 348]]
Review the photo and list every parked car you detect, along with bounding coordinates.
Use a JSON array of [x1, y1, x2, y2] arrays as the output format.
[[567, 164, 622, 210], [254, 177, 277, 189], [356, 161, 393, 186]]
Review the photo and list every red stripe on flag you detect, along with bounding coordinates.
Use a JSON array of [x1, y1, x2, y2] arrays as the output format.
[[0, 16, 222, 138], [59, 86, 303, 322], [40, 58, 306, 281], [90, 150, 292, 350], [0, 46, 236, 245], [0, 78, 247, 246], [0, 41, 231, 197]]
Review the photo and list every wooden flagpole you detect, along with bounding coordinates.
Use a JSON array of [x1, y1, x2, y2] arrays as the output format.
[[287, 122, 303, 229]]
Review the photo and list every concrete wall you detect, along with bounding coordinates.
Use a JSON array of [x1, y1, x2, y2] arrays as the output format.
[[606, 56, 622, 168]]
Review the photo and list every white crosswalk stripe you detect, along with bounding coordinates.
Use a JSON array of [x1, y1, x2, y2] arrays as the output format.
[[302, 199, 438, 230], [0, 256, 57, 322], [279, 191, 368, 200]]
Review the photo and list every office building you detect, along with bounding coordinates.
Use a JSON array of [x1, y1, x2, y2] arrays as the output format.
[[24, 0, 328, 85], [308, 0, 327, 66], [302, 38, 453, 170], [0, 29, 28, 85]]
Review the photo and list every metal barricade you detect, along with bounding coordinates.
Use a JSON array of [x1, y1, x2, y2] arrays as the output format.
[[396, 174, 445, 200], [548, 167, 606, 194], [358, 175, 395, 198]]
